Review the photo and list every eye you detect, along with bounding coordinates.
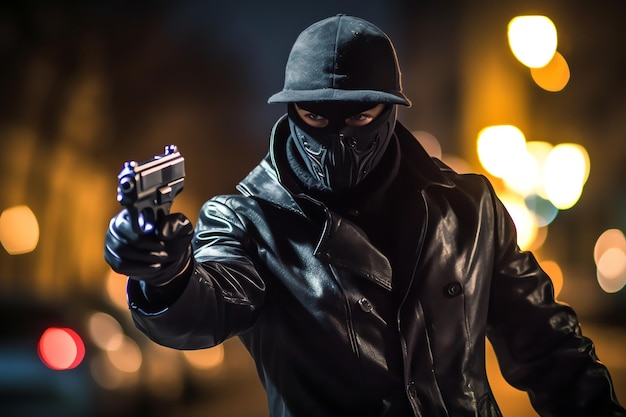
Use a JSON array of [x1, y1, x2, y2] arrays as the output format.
[[345, 104, 386, 127], [304, 113, 328, 127], [307, 113, 326, 121], [295, 105, 329, 128], [345, 113, 374, 127]]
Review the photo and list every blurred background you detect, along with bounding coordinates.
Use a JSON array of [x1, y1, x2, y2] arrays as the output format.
[[1, 1, 625, 416]]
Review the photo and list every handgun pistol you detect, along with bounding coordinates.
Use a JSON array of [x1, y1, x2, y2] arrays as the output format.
[[116, 144, 185, 234]]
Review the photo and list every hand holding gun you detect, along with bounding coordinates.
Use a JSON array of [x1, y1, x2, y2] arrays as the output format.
[[105, 145, 194, 286]]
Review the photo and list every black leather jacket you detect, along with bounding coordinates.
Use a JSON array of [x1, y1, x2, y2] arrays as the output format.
[[128, 117, 625, 416]]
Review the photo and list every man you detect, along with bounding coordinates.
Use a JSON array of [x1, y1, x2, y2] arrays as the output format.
[[105, 14, 626, 416]]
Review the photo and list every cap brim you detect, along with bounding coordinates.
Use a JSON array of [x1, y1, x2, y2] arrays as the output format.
[[267, 88, 411, 107]]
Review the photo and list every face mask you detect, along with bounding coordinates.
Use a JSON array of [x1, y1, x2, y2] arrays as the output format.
[[287, 103, 397, 193]]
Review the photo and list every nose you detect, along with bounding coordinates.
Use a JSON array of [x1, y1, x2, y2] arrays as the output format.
[[333, 126, 357, 147]]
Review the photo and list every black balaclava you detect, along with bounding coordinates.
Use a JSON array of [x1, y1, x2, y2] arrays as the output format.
[[287, 102, 397, 193], [268, 14, 411, 194]]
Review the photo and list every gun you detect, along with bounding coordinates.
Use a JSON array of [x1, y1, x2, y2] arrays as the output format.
[[116, 144, 185, 234]]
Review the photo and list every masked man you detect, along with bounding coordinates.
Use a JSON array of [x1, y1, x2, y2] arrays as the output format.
[[105, 14, 626, 416]]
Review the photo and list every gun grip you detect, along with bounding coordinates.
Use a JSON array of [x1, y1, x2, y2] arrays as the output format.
[[125, 204, 157, 234]]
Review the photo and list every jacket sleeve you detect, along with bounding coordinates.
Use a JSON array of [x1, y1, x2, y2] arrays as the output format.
[[127, 197, 266, 350], [485, 183, 626, 416]]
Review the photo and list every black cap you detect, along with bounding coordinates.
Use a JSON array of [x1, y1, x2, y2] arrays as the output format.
[[268, 14, 411, 106]]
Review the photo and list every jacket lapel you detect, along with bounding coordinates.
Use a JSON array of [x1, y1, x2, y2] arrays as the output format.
[[315, 212, 392, 291]]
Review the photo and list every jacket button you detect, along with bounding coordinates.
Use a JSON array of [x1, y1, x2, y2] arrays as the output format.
[[358, 298, 373, 313], [443, 281, 463, 298]]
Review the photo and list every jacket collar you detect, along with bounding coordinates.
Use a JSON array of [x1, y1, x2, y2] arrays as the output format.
[[235, 115, 306, 216], [393, 121, 456, 190], [236, 115, 454, 212], [236, 116, 453, 292]]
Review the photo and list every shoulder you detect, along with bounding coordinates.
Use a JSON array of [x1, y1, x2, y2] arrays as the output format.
[[433, 158, 491, 188], [197, 194, 259, 228]]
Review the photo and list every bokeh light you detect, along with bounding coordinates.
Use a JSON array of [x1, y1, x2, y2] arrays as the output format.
[[87, 312, 124, 351], [538, 259, 564, 298], [526, 225, 548, 252], [105, 269, 129, 311], [524, 194, 559, 227], [38, 327, 86, 370], [501, 149, 539, 196], [499, 193, 538, 250], [525, 141, 554, 199], [0, 205, 40, 254], [508, 15, 558, 68], [594, 229, 626, 293], [90, 351, 137, 390], [530, 51, 570, 92], [413, 130, 442, 159], [183, 345, 225, 370], [477, 125, 527, 179], [594, 229, 626, 263], [597, 248, 626, 293], [106, 335, 142, 373], [442, 155, 472, 174], [543, 143, 590, 209], [478, 131, 592, 248], [144, 345, 185, 401]]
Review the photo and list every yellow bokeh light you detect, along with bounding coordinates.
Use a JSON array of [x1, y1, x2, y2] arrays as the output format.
[[539, 259, 563, 298], [144, 344, 185, 401], [87, 311, 124, 351], [525, 141, 554, 199], [442, 155, 472, 174], [90, 353, 126, 390], [477, 125, 527, 179], [499, 193, 538, 250], [530, 51, 570, 92], [502, 149, 539, 196], [508, 15, 558, 68], [90, 351, 139, 390], [182, 345, 225, 370], [107, 335, 142, 373], [543, 143, 590, 209], [106, 269, 129, 311], [0, 205, 40, 255], [527, 225, 548, 252]]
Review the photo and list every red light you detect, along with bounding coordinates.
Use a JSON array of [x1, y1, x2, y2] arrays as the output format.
[[38, 327, 86, 370]]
